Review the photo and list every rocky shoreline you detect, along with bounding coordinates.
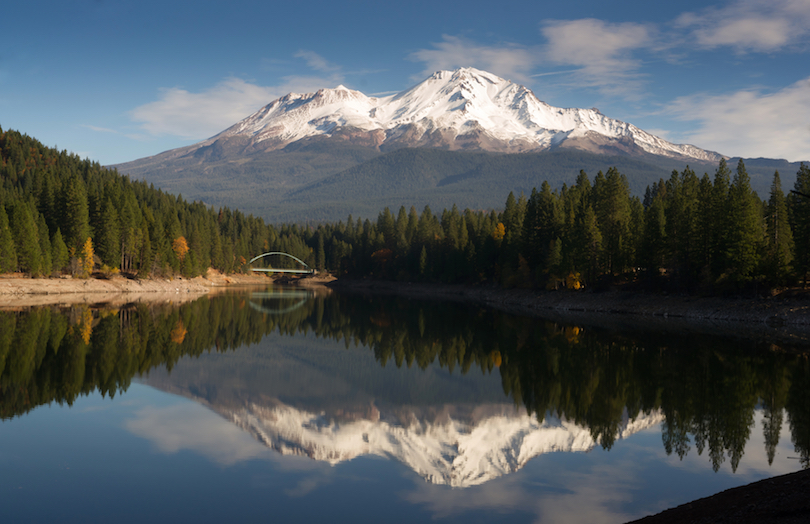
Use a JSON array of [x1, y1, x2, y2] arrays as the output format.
[[0, 271, 260, 308], [0, 271, 337, 308]]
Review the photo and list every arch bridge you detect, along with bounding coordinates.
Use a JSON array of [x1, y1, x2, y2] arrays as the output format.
[[248, 252, 316, 275]]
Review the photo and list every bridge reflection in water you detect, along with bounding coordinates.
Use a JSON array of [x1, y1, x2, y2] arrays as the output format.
[[248, 289, 314, 315]]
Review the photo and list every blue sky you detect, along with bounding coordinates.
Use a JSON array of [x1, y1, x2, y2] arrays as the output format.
[[2, 0, 809, 165]]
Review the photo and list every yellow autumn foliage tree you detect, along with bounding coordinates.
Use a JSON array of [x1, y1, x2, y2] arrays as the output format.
[[172, 236, 189, 262], [492, 222, 506, 242], [81, 237, 94, 278]]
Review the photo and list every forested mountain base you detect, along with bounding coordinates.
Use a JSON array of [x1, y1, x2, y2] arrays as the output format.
[[0, 127, 315, 278], [2, 126, 809, 294]]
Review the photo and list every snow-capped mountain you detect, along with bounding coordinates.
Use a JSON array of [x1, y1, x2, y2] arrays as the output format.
[[215, 399, 663, 488], [205, 67, 721, 162]]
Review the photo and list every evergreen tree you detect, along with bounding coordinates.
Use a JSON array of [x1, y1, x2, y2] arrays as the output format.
[[96, 198, 121, 268], [378, 207, 396, 250], [0, 205, 17, 273], [594, 168, 631, 274], [695, 173, 715, 275], [765, 171, 794, 284], [726, 159, 762, 281], [573, 204, 602, 284], [51, 228, 69, 274], [522, 182, 561, 278], [666, 167, 700, 279], [791, 163, 810, 285], [710, 159, 732, 278], [60, 173, 91, 255], [36, 210, 53, 275], [641, 185, 667, 272], [627, 196, 644, 271], [10, 201, 42, 275]]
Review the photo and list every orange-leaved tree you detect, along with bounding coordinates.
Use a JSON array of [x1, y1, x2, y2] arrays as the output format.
[[172, 236, 189, 263]]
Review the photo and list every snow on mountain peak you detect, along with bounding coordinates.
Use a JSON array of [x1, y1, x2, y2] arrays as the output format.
[[212, 67, 721, 162]]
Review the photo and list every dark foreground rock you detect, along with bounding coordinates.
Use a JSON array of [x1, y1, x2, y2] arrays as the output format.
[[628, 468, 810, 524]]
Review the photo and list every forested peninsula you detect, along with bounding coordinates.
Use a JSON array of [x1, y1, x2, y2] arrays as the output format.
[[2, 126, 810, 298]]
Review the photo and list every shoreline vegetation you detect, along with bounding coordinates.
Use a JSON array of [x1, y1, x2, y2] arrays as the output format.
[[4, 127, 810, 304], [3, 270, 810, 341]]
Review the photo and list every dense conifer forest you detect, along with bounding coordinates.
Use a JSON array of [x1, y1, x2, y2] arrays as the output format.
[[2, 126, 810, 292]]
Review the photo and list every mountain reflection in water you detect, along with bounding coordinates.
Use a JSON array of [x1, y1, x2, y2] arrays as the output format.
[[1, 287, 808, 486]]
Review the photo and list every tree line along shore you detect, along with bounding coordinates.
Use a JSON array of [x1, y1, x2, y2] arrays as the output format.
[[2, 126, 810, 296]]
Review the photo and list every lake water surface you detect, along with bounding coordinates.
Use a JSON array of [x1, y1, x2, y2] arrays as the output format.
[[1, 287, 808, 523]]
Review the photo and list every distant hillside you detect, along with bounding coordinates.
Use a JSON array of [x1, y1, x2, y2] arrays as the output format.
[[114, 139, 382, 220], [116, 140, 804, 223], [279, 148, 690, 222]]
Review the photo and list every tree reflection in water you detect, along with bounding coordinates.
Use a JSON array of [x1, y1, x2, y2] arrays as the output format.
[[1, 288, 808, 472]]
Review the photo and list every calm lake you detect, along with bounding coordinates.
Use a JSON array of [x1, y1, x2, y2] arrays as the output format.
[[1, 287, 808, 523]]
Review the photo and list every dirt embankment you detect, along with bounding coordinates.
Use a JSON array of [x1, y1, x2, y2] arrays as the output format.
[[0, 271, 249, 308], [0, 270, 337, 308]]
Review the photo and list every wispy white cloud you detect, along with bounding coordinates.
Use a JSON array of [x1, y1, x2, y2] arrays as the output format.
[[666, 76, 810, 161], [294, 50, 340, 72], [130, 73, 343, 140], [675, 0, 810, 52], [408, 24, 652, 98], [130, 78, 281, 139], [408, 35, 538, 84], [129, 49, 348, 140], [81, 124, 119, 134], [539, 19, 653, 96], [530, 69, 582, 78]]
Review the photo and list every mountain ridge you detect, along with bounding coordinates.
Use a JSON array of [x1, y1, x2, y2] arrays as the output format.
[[113, 67, 804, 222], [202, 67, 723, 162]]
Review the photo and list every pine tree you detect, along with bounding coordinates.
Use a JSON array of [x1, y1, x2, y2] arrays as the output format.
[[0, 205, 17, 273], [695, 173, 715, 275], [574, 204, 602, 284], [139, 223, 152, 277], [10, 201, 43, 275], [36, 210, 53, 275], [522, 181, 561, 277], [96, 198, 121, 268], [726, 159, 762, 281], [378, 207, 396, 250], [666, 167, 700, 278], [710, 159, 733, 278], [594, 168, 631, 274], [641, 186, 667, 272], [791, 163, 810, 285], [765, 171, 794, 284], [60, 173, 91, 254], [51, 228, 69, 274]]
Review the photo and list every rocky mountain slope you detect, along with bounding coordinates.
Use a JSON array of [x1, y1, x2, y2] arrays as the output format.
[[203, 67, 721, 162]]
